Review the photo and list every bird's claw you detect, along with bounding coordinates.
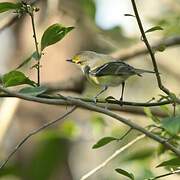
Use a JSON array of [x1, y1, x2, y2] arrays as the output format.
[[119, 98, 123, 106]]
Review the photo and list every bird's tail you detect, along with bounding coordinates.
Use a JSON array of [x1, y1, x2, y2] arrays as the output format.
[[134, 68, 155, 76]]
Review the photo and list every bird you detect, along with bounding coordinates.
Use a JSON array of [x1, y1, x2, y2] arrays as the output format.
[[67, 51, 155, 102]]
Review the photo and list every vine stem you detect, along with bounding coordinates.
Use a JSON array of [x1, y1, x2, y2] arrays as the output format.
[[29, 7, 41, 86]]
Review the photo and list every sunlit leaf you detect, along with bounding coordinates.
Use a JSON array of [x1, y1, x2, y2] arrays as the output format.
[[41, 24, 74, 51], [161, 116, 180, 135], [0, 2, 20, 13], [2, 70, 35, 87], [115, 168, 135, 180], [156, 157, 180, 168], [19, 86, 47, 96], [92, 137, 117, 149], [145, 26, 163, 33]]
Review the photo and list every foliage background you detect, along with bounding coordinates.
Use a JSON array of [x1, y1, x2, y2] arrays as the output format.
[[0, 0, 180, 179]]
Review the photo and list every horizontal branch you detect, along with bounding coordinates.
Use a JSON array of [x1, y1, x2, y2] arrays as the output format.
[[111, 36, 180, 60], [0, 86, 180, 156], [0, 88, 176, 107]]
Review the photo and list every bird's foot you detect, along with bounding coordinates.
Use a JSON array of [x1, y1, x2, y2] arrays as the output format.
[[119, 98, 123, 106]]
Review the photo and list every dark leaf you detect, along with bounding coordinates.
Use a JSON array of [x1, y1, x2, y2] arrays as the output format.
[[92, 137, 117, 149], [0, 2, 20, 13], [19, 86, 47, 96], [145, 26, 163, 33], [41, 24, 74, 51], [161, 116, 180, 135], [115, 168, 135, 180], [156, 157, 180, 168], [2, 71, 35, 87]]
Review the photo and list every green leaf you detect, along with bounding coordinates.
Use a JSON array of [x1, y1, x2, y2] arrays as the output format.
[[115, 168, 135, 180], [92, 137, 117, 149], [0, 2, 20, 13], [156, 157, 180, 168], [145, 26, 163, 33], [41, 24, 74, 51], [19, 86, 47, 96], [161, 116, 180, 135], [2, 71, 35, 87]]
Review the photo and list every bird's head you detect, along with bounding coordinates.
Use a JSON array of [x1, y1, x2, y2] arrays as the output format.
[[66, 51, 99, 67]]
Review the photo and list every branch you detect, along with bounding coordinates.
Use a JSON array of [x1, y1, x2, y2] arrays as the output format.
[[80, 134, 145, 180], [131, 0, 171, 96], [150, 169, 180, 180], [111, 36, 180, 60], [0, 86, 179, 156], [0, 86, 178, 107], [0, 89, 169, 118], [0, 106, 76, 170]]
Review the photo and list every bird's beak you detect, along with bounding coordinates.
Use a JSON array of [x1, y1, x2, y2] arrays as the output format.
[[66, 59, 74, 63]]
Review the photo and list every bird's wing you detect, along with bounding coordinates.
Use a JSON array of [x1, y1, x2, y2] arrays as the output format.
[[90, 61, 138, 76]]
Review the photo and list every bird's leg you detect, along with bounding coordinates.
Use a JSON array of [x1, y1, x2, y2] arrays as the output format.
[[119, 81, 125, 105], [94, 86, 108, 103]]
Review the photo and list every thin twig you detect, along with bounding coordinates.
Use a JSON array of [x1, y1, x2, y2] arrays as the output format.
[[131, 0, 171, 95], [0, 106, 76, 170], [80, 134, 145, 180], [149, 169, 180, 180]]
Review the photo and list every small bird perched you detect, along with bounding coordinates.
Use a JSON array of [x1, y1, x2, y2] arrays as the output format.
[[67, 51, 155, 102]]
